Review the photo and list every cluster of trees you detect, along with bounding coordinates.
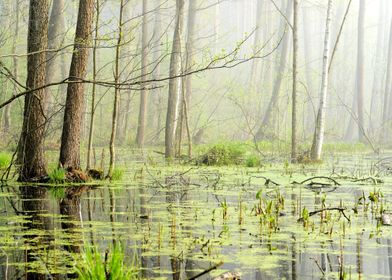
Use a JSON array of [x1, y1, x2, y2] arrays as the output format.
[[0, 0, 390, 180]]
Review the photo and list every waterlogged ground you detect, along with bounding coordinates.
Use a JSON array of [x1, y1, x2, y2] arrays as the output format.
[[1, 151, 392, 279]]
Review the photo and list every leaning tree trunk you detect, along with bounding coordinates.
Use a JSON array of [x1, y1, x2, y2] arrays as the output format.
[[291, 0, 299, 163], [255, 0, 292, 140], [310, 0, 333, 161], [59, 0, 94, 170], [165, 0, 185, 159], [136, 0, 150, 148], [356, 0, 366, 143], [19, 0, 50, 180]]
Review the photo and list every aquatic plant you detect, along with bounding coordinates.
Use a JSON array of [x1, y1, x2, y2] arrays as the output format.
[[75, 243, 139, 280], [48, 168, 66, 183], [111, 168, 124, 181]]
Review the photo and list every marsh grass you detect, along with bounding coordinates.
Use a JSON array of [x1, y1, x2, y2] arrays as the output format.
[[48, 168, 66, 183], [75, 243, 139, 280]]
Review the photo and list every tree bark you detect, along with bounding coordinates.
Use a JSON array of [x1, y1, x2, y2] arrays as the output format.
[[249, 0, 263, 95], [310, 0, 333, 161], [136, 0, 150, 147], [19, 0, 50, 180], [60, 0, 94, 170], [165, 0, 185, 159]]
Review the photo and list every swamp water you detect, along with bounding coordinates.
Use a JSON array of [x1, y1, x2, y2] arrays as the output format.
[[1, 153, 392, 279]]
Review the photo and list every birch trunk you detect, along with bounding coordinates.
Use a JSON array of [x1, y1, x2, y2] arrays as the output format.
[[165, 0, 185, 159], [310, 0, 333, 161]]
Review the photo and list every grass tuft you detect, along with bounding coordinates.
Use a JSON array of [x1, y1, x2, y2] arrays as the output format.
[[48, 168, 66, 183], [75, 243, 139, 280]]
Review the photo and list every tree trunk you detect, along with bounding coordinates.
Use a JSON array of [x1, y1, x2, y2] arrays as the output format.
[[381, 17, 392, 143], [291, 0, 299, 162], [356, 0, 366, 142], [249, 0, 263, 94], [310, 0, 333, 161], [59, 0, 94, 170], [136, 0, 150, 147], [369, 0, 387, 135], [255, 0, 292, 140], [107, 0, 125, 178], [165, 0, 185, 159], [86, 0, 100, 171], [19, 0, 50, 180], [3, 1, 19, 135], [46, 0, 65, 110]]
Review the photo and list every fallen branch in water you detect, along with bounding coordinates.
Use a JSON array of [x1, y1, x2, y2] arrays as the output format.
[[188, 261, 224, 280], [251, 176, 281, 186], [292, 176, 341, 186], [298, 207, 350, 222]]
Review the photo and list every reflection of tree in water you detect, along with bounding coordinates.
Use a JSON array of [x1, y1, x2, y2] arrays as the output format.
[[20, 186, 54, 280], [59, 186, 90, 254], [20, 185, 90, 279]]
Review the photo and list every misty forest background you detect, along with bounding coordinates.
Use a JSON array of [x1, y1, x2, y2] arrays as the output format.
[[0, 0, 389, 178]]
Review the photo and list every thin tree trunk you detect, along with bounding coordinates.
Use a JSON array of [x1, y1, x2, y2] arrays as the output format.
[[165, 0, 185, 159], [86, 0, 100, 171], [255, 0, 292, 140], [291, 0, 299, 163], [46, 0, 65, 115], [369, 0, 386, 135], [136, 0, 149, 148], [19, 0, 50, 180], [3, 1, 19, 135], [249, 0, 263, 94], [356, 0, 366, 143], [381, 18, 392, 143], [310, 0, 333, 161], [108, 0, 124, 178], [60, 0, 94, 170]]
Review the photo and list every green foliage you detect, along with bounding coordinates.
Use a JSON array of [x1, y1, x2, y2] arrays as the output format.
[[196, 142, 246, 166], [0, 153, 11, 169], [49, 186, 66, 199], [111, 168, 124, 181], [75, 243, 139, 280], [48, 168, 66, 183], [245, 155, 261, 167]]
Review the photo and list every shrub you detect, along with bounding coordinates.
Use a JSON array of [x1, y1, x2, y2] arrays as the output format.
[[75, 243, 139, 280], [197, 142, 246, 166], [48, 168, 66, 183], [245, 155, 261, 167]]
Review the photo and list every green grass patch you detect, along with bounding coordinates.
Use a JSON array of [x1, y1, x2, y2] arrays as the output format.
[[75, 243, 139, 280], [111, 168, 124, 181], [48, 168, 66, 184]]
